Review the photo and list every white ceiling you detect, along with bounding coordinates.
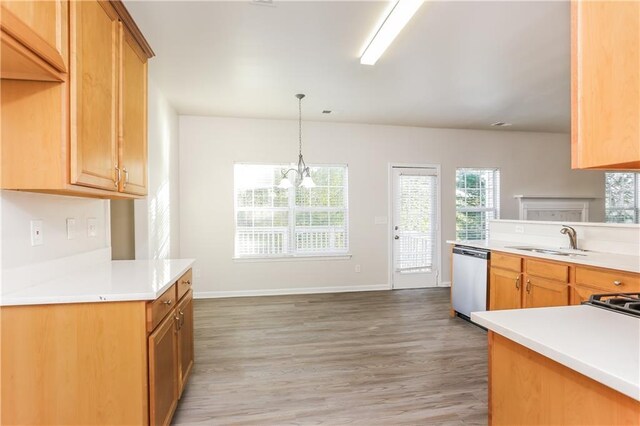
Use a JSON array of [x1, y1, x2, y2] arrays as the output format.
[[126, 1, 571, 133]]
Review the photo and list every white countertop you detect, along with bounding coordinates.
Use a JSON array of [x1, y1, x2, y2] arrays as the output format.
[[472, 305, 640, 401], [447, 239, 640, 273], [1, 258, 195, 306]]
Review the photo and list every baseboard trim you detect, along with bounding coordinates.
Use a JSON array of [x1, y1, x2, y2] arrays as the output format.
[[194, 284, 392, 299]]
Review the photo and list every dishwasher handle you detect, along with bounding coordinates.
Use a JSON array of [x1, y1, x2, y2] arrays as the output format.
[[453, 246, 490, 259]]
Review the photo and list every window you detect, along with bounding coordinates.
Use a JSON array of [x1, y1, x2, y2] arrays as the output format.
[[456, 168, 500, 240], [605, 172, 640, 223], [234, 164, 349, 258]]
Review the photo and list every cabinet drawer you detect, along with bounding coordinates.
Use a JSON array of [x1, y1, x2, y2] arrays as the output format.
[[525, 259, 569, 283], [177, 269, 192, 301], [575, 267, 640, 293], [492, 252, 522, 272], [147, 284, 177, 333]]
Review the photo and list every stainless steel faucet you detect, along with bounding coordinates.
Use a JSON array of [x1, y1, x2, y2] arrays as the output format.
[[560, 225, 578, 250]]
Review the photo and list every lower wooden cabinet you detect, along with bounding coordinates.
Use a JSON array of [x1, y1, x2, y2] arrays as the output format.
[[0, 268, 194, 425], [177, 290, 195, 397], [147, 278, 194, 426], [489, 251, 638, 311], [149, 309, 179, 426], [522, 275, 569, 309], [489, 266, 522, 310]]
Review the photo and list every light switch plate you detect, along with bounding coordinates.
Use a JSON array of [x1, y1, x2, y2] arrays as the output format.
[[31, 220, 44, 246], [87, 217, 97, 238], [374, 216, 388, 225], [66, 218, 77, 240]]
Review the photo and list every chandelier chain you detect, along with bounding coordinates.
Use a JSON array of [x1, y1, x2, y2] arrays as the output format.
[[298, 96, 302, 156]]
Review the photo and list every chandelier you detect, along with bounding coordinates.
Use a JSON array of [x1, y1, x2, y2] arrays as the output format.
[[278, 94, 316, 189]]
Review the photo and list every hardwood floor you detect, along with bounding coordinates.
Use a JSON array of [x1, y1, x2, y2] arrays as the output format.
[[172, 288, 488, 425]]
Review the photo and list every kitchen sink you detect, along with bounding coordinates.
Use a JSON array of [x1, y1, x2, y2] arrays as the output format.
[[506, 246, 586, 257]]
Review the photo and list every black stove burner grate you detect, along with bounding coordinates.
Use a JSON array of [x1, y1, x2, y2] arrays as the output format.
[[584, 293, 640, 317]]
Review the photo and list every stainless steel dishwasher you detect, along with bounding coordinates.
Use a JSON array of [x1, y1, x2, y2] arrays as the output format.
[[452, 246, 490, 322]]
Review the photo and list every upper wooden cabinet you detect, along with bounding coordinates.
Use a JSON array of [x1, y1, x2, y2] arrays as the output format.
[[571, 0, 640, 169], [0, 0, 154, 199], [70, 0, 120, 191], [0, 0, 68, 81], [119, 26, 148, 195]]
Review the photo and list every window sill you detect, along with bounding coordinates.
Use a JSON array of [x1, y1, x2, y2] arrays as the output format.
[[233, 254, 353, 263]]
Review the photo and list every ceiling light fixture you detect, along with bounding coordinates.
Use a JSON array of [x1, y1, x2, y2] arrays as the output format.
[[278, 94, 316, 189], [360, 0, 424, 66]]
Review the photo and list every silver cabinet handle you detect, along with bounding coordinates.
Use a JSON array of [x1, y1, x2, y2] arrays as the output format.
[[175, 314, 181, 331], [179, 310, 185, 327], [613, 280, 622, 286], [114, 165, 121, 187], [163, 299, 172, 306], [515, 275, 520, 290], [123, 168, 129, 189], [185, 280, 191, 285], [526, 279, 531, 293]]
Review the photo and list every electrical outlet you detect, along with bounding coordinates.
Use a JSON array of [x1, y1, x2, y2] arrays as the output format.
[[87, 217, 97, 238], [515, 225, 525, 233], [194, 268, 202, 279], [355, 264, 361, 273], [66, 218, 77, 240], [30, 220, 44, 246]]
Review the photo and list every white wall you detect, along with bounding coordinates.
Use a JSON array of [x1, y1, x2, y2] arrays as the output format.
[[179, 116, 606, 296], [134, 78, 181, 260], [0, 191, 109, 271]]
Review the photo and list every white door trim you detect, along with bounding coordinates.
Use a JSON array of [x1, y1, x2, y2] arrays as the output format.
[[387, 163, 442, 289]]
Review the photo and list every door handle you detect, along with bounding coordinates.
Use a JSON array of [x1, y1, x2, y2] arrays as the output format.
[[394, 235, 400, 240]]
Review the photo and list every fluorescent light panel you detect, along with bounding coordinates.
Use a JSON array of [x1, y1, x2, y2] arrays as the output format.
[[360, 0, 423, 66]]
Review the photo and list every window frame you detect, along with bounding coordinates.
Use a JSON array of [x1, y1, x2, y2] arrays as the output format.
[[233, 162, 351, 260], [455, 168, 501, 241], [604, 172, 640, 224]]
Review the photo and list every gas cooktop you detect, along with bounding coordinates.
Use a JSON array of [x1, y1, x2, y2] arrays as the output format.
[[584, 293, 640, 318]]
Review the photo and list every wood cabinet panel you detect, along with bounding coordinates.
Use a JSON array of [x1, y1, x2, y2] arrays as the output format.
[[70, 0, 119, 191], [489, 332, 640, 425], [525, 259, 569, 283], [571, 0, 640, 169], [523, 275, 569, 309], [177, 269, 193, 301], [0, 0, 67, 75], [177, 290, 194, 398], [146, 284, 177, 333], [489, 267, 522, 311], [491, 252, 522, 273], [575, 266, 640, 293], [148, 309, 179, 426], [119, 26, 147, 195], [1, 301, 148, 425]]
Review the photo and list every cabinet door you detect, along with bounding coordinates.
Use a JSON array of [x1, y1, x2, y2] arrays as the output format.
[[148, 311, 178, 426], [523, 275, 569, 308], [177, 290, 194, 398], [119, 26, 147, 195], [489, 267, 521, 310], [571, 0, 640, 169], [69, 0, 118, 191], [1, 0, 68, 73]]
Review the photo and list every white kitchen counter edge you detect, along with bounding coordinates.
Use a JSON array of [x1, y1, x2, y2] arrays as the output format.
[[472, 307, 640, 401], [1, 258, 195, 306], [447, 239, 640, 273]]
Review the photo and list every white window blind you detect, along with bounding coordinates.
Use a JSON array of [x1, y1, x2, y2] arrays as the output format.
[[234, 164, 349, 257], [605, 172, 640, 223], [456, 168, 500, 240], [396, 172, 437, 272]]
